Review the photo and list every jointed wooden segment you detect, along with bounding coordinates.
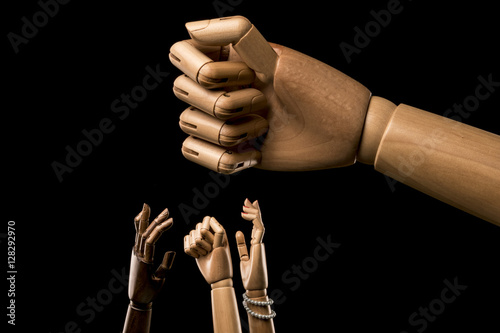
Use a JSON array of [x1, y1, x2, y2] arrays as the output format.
[[357, 96, 397, 165], [170, 40, 255, 88], [232, 24, 278, 83], [259, 44, 371, 170], [211, 283, 242, 333], [123, 205, 176, 333], [173, 74, 266, 120], [184, 199, 275, 333], [374, 103, 500, 225], [169, 15, 500, 225]]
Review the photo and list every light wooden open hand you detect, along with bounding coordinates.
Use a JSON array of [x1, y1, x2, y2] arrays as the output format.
[[237, 198, 268, 292]]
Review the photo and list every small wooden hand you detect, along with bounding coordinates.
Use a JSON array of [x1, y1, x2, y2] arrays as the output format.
[[237, 198, 267, 291], [237, 199, 275, 333], [123, 204, 175, 333], [184, 216, 242, 333], [184, 216, 233, 284]]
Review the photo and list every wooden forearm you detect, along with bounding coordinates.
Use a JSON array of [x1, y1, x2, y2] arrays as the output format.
[[211, 279, 242, 333], [359, 96, 500, 225], [122, 302, 152, 333], [245, 290, 275, 333]]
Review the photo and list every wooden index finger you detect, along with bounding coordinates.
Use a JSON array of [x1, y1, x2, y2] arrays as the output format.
[[184, 234, 199, 258], [133, 211, 142, 233], [186, 16, 277, 82], [195, 223, 212, 253], [209, 217, 225, 248], [138, 203, 151, 234], [133, 210, 142, 252], [200, 216, 214, 244], [170, 40, 255, 88], [135, 203, 151, 256]]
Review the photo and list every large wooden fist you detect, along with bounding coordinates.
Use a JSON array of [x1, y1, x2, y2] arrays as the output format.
[[170, 16, 371, 173]]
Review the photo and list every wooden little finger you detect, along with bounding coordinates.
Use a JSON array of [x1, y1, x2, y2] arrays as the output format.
[[181, 136, 261, 174]]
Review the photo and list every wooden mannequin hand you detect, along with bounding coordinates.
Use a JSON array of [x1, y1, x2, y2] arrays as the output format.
[[170, 15, 371, 173], [238, 199, 276, 332], [184, 216, 233, 284], [170, 15, 500, 225], [237, 199, 268, 291], [128, 204, 175, 307], [123, 204, 175, 333], [185, 217, 242, 333]]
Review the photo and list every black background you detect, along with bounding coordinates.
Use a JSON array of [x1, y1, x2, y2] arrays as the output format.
[[4, 0, 500, 332]]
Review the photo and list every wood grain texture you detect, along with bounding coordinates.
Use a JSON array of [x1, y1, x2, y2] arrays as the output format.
[[122, 304, 152, 333], [374, 104, 500, 225], [211, 283, 242, 333], [256, 45, 372, 171]]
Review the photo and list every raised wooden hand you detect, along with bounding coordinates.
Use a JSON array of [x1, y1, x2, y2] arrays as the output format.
[[170, 16, 500, 225], [184, 216, 242, 333], [237, 199, 275, 333], [123, 204, 175, 333]]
